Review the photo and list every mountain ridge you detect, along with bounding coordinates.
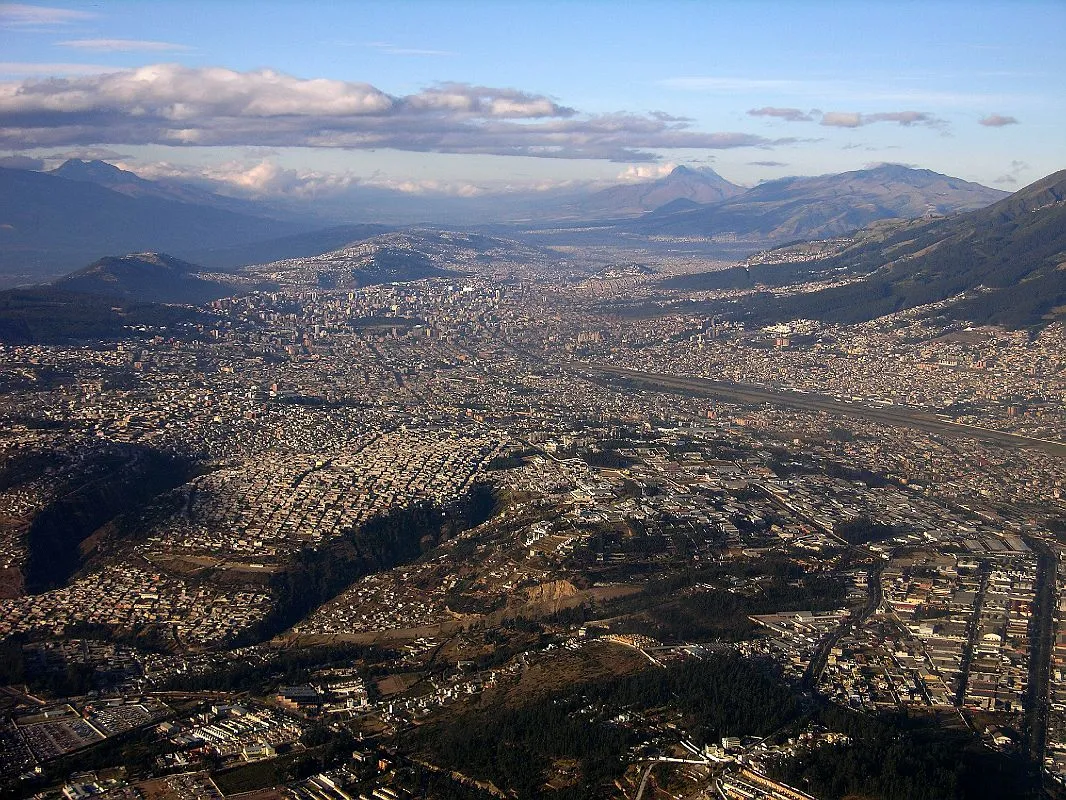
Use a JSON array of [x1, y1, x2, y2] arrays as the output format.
[[53, 252, 256, 305], [624, 164, 1008, 242], [49, 159, 283, 219], [0, 167, 312, 286], [663, 169, 1066, 328]]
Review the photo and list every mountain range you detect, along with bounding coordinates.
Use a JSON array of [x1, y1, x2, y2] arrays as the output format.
[[21, 229, 559, 309], [1, 167, 1062, 340], [0, 159, 1012, 288], [0, 165, 312, 286], [660, 169, 1066, 328], [49, 159, 278, 218], [614, 164, 1008, 242]]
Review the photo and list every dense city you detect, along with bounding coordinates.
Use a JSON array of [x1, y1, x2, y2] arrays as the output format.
[[0, 231, 1062, 800]]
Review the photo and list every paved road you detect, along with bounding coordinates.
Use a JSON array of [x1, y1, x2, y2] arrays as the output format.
[[955, 564, 990, 706], [803, 561, 884, 690], [1025, 536, 1056, 772], [634, 763, 655, 800], [581, 364, 1066, 458]]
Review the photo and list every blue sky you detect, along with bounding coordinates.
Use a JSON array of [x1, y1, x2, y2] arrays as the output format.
[[0, 0, 1062, 198]]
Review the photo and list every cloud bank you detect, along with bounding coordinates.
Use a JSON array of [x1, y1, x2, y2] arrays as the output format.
[[820, 110, 943, 128], [0, 64, 789, 160], [0, 3, 94, 27], [979, 113, 1018, 127], [124, 157, 592, 199], [993, 159, 1029, 185], [748, 106, 944, 129], [617, 163, 678, 181], [133, 158, 361, 198], [57, 39, 194, 53], [748, 107, 814, 122]]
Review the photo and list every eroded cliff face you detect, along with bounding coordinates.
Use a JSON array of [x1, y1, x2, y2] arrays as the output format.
[[253, 481, 498, 644], [23, 447, 194, 595]]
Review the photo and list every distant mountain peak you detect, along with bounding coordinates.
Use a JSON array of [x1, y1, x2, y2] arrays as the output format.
[[575, 163, 743, 217], [52, 159, 138, 182], [115, 251, 185, 266], [864, 162, 927, 173], [665, 164, 730, 181], [75, 251, 199, 277]]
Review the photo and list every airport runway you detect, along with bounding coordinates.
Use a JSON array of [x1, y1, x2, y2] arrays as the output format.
[[581, 363, 1066, 458]]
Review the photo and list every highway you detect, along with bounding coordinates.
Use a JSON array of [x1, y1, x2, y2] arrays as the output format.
[[581, 364, 1066, 458], [1025, 536, 1056, 779], [803, 561, 884, 691]]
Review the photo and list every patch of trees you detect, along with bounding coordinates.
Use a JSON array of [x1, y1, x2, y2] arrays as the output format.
[[410, 655, 801, 799], [484, 448, 536, 471], [824, 461, 896, 488], [212, 739, 356, 796], [413, 695, 635, 799], [0, 286, 204, 344], [771, 705, 1037, 800], [596, 558, 846, 642], [581, 449, 635, 469], [583, 654, 801, 744], [834, 515, 897, 545], [625, 572, 845, 642], [158, 643, 388, 693]]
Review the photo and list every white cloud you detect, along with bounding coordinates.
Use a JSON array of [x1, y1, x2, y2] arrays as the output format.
[[748, 107, 814, 122], [820, 110, 944, 128], [123, 158, 360, 199], [993, 159, 1029, 185], [365, 41, 456, 57], [0, 3, 94, 27], [0, 64, 394, 118], [405, 82, 574, 118], [617, 163, 677, 181], [745, 106, 945, 130], [979, 113, 1019, 127], [0, 62, 123, 77], [118, 157, 591, 200], [57, 39, 194, 53], [0, 64, 790, 160], [820, 111, 864, 128], [363, 176, 485, 196]]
